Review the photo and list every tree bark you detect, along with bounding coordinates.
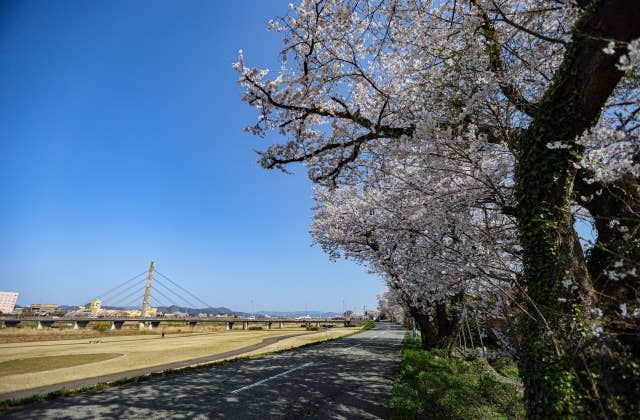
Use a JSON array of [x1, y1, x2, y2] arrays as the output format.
[[410, 309, 438, 348], [409, 297, 462, 351], [514, 0, 640, 416], [434, 295, 463, 350]]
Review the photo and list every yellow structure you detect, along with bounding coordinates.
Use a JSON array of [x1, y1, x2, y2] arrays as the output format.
[[84, 298, 156, 318], [89, 299, 102, 314], [117, 307, 157, 318]]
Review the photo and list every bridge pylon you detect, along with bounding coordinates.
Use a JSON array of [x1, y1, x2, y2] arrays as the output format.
[[140, 261, 155, 319]]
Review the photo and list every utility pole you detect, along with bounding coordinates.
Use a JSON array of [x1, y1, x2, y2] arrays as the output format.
[[140, 261, 155, 318]]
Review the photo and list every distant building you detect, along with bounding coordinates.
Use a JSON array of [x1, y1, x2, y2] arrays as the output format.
[[27, 303, 59, 315], [89, 299, 102, 314], [350, 312, 366, 321], [0, 292, 18, 314]]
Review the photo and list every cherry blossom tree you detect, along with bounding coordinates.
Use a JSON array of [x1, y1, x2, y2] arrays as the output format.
[[377, 290, 407, 323], [235, 0, 640, 416], [310, 137, 519, 349]]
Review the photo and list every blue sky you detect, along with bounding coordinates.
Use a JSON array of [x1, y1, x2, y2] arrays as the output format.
[[0, 0, 385, 313]]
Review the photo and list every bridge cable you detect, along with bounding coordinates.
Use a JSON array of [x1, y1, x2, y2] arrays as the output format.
[[155, 270, 214, 310], [149, 285, 176, 308], [92, 270, 148, 303], [155, 270, 215, 310], [147, 286, 171, 307], [103, 279, 151, 303], [122, 291, 149, 309], [148, 295, 167, 309], [110, 284, 148, 308], [100, 277, 149, 307], [152, 277, 198, 308], [152, 277, 196, 308], [150, 294, 172, 309]]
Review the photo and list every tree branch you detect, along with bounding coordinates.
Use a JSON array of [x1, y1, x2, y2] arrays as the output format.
[[472, 1, 540, 117]]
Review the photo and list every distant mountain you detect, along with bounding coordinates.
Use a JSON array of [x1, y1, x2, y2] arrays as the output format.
[[54, 305, 339, 317], [59, 304, 234, 315], [155, 305, 234, 315], [255, 310, 341, 318]]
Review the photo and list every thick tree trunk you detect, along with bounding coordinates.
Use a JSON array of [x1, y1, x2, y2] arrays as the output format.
[[434, 301, 460, 350], [513, 1, 640, 417], [410, 299, 461, 351], [410, 309, 438, 348]]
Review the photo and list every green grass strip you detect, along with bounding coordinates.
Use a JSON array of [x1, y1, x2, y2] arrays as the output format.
[[390, 342, 524, 419]]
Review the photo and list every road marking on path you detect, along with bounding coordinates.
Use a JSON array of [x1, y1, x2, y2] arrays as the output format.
[[231, 362, 313, 394], [342, 344, 360, 352]]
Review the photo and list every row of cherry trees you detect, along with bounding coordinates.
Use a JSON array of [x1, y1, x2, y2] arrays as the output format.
[[235, 0, 639, 416], [310, 137, 519, 350]]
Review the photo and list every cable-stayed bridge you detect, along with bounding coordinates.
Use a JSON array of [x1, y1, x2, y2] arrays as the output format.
[[0, 261, 353, 329], [86, 261, 218, 316]]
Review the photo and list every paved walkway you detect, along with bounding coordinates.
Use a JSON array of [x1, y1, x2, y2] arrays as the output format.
[[2, 323, 406, 419], [0, 332, 312, 402]]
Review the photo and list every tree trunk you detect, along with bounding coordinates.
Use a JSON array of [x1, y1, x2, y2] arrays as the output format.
[[409, 298, 461, 351], [434, 296, 462, 350], [514, 1, 640, 417], [410, 309, 438, 349]]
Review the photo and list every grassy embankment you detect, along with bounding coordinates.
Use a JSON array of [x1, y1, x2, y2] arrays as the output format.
[[390, 342, 524, 419]]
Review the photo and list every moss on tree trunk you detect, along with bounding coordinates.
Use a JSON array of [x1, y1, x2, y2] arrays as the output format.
[[514, 1, 640, 416]]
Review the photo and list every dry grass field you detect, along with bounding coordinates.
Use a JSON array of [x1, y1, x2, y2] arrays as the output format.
[[0, 354, 122, 376], [0, 325, 353, 395], [0, 322, 233, 344]]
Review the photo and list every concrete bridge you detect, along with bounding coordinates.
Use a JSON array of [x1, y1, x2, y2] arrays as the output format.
[[0, 316, 355, 331]]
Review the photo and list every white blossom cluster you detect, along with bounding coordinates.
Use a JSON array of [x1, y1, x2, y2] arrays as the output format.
[[236, 0, 639, 350], [310, 133, 519, 339]]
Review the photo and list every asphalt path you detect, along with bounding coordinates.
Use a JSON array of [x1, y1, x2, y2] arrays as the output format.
[[1, 323, 406, 419], [0, 332, 314, 402]]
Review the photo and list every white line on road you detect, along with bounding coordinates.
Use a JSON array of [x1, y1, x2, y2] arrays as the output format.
[[230, 362, 313, 394], [342, 344, 360, 352]]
